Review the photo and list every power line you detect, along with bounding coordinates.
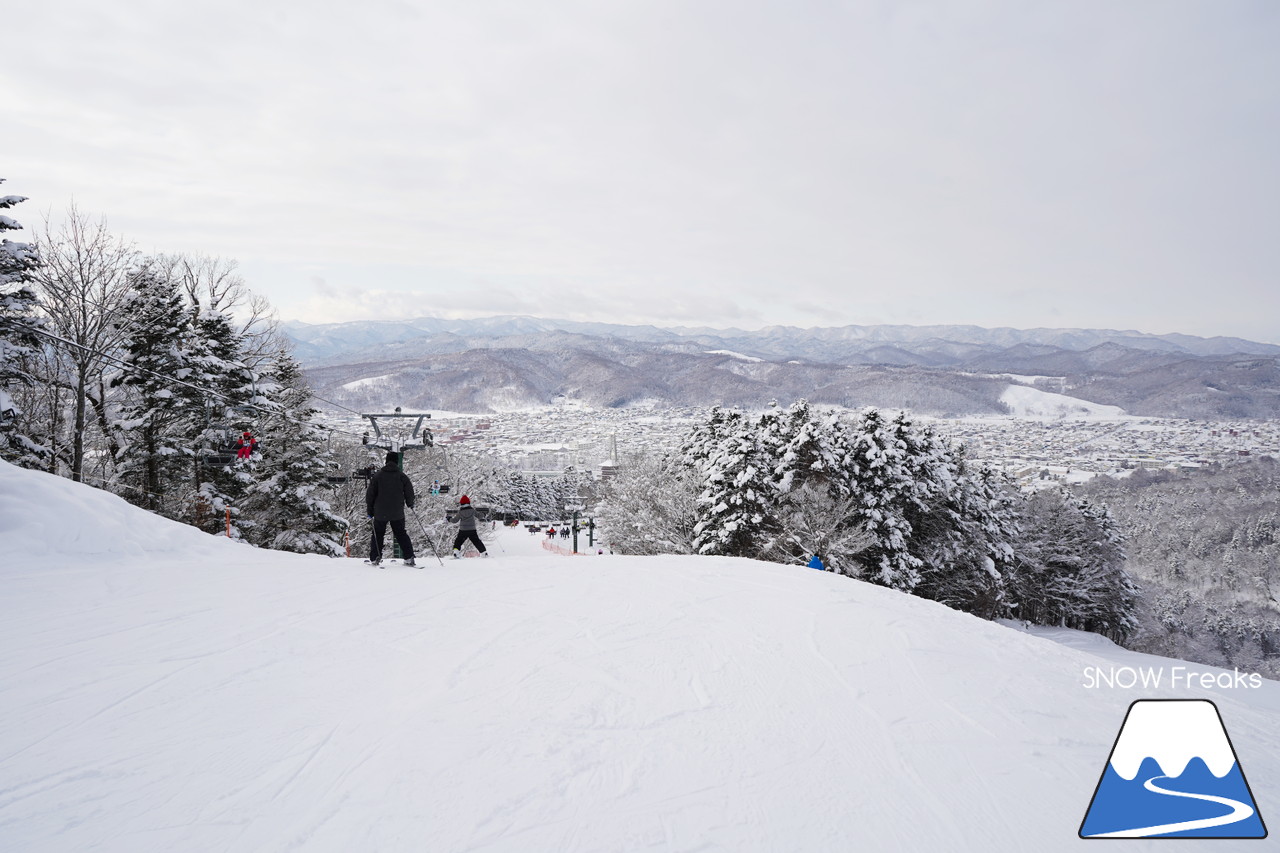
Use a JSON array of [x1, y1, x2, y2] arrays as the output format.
[[306, 391, 366, 418], [0, 316, 371, 444]]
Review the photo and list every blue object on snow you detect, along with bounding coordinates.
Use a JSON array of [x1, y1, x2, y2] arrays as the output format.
[[807, 555, 825, 571]]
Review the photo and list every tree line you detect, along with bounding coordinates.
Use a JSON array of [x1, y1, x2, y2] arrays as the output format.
[[0, 181, 346, 553], [1083, 458, 1280, 677], [599, 400, 1141, 642], [2, 177, 610, 559]]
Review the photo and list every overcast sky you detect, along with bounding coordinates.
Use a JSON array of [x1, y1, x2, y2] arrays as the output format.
[[7, 0, 1280, 340]]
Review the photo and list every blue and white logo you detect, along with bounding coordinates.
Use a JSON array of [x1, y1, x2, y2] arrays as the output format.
[[1080, 699, 1267, 839]]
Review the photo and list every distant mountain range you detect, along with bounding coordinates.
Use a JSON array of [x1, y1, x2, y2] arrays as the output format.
[[285, 316, 1280, 418]]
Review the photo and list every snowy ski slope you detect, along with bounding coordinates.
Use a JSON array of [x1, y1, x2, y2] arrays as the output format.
[[0, 460, 1275, 851]]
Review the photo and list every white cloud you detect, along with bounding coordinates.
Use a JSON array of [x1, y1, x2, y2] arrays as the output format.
[[6, 0, 1279, 340]]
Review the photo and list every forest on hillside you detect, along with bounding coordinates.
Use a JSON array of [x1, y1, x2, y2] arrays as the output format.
[[598, 402, 1280, 678], [1083, 458, 1280, 677]]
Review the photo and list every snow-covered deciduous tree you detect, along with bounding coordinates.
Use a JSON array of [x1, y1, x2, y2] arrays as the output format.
[[768, 480, 874, 571], [1008, 488, 1139, 641], [1082, 459, 1280, 676], [0, 179, 45, 466], [31, 206, 136, 482], [597, 451, 700, 555]]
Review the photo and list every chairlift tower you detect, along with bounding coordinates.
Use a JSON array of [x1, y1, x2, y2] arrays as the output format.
[[565, 495, 587, 554], [361, 407, 434, 459]]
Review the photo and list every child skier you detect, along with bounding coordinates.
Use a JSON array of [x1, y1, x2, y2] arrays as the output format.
[[452, 495, 489, 558], [235, 431, 258, 460]]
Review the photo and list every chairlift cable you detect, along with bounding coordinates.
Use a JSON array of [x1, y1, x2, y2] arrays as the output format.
[[0, 318, 370, 444]]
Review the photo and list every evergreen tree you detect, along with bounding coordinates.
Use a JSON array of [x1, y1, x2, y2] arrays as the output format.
[[914, 448, 1018, 617], [759, 401, 869, 568], [111, 265, 196, 513], [689, 408, 774, 557], [244, 349, 348, 555], [178, 306, 262, 537], [767, 399, 830, 494], [504, 470, 545, 519], [681, 402, 1018, 601], [0, 180, 46, 466], [840, 408, 927, 590]]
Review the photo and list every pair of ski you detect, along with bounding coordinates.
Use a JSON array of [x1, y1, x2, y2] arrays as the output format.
[[363, 558, 420, 569]]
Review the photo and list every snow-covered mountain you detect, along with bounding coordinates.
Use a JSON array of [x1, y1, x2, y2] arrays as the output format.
[[283, 316, 1280, 364], [286, 317, 1280, 417], [3, 459, 1277, 851]]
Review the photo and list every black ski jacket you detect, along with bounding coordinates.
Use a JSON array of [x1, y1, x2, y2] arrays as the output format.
[[366, 464, 416, 521]]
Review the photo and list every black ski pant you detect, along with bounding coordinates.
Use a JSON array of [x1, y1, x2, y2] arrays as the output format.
[[371, 517, 415, 561], [452, 529, 487, 554]]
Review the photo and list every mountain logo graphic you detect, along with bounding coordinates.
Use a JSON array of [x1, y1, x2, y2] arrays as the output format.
[[1080, 699, 1267, 839]]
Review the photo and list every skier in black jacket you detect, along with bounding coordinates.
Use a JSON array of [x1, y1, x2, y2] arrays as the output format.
[[366, 451, 417, 567]]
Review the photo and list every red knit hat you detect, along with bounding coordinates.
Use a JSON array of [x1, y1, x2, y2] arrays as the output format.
[[459, 495, 471, 504]]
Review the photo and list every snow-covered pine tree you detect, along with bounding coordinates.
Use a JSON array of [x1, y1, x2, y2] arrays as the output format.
[[532, 475, 560, 522], [678, 405, 731, 474], [689, 408, 774, 557], [761, 400, 868, 567], [243, 348, 347, 555], [913, 444, 1018, 618], [838, 407, 927, 590], [110, 264, 198, 513], [0, 180, 47, 466], [178, 306, 262, 537], [765, 399, 826, 495], [503, 470, 538, 519]]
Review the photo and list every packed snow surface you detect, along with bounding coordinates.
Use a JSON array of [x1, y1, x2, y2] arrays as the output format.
[[339, 373, 395, 391], [1000, 383, 1128, 419], [2, 460, 1276, 851], [703, 349, 763, 362]]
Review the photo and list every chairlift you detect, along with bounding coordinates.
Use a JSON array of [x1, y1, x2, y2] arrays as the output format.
[[324, 462, 355, 485], [201, 450, 238, 467], [200, 401, 256, 467]]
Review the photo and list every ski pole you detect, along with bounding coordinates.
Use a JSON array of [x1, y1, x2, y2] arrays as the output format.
[[368, 516, 383, 562], [409, 506, 445, 566]]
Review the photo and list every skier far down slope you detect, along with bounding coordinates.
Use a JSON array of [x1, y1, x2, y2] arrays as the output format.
[[366, 451, 417, 567]]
